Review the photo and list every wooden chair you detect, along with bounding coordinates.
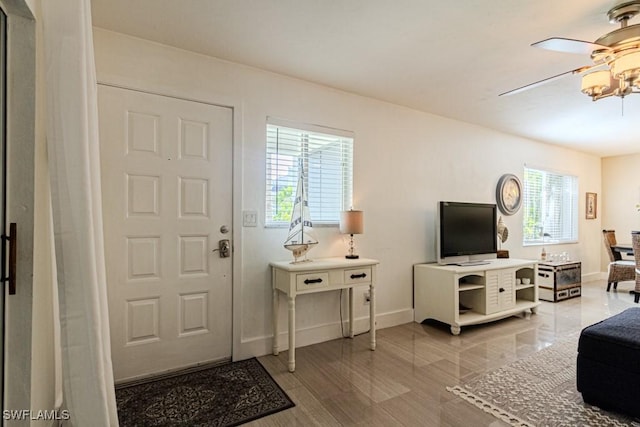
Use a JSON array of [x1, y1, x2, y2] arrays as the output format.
[[602, 230, 635, 292], [632, 231, 640, 303]]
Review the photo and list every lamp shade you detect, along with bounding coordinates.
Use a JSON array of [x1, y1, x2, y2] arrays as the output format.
[[340, 210, 364, 235], [612, 51, 640, 78], [581, 70, 610, 96]]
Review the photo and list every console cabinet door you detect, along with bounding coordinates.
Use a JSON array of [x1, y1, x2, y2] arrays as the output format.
[[485, 269, 516, 314]]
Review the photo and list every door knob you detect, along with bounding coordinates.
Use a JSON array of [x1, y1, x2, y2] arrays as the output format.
[[213, 239, 231, 258]]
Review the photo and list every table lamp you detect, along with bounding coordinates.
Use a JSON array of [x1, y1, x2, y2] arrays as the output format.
[[340, 210, 363, 259]]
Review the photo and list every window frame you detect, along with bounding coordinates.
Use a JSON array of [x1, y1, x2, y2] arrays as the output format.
[[265, 118, 354, 228], [522, 166, 579, 246]]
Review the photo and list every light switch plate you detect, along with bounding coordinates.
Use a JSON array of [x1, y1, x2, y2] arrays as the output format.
[[243, 210, 258, 227]]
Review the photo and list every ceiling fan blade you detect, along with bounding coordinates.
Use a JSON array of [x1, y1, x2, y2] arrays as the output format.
[[499, 66, 593, 97], [531, 37, 609, 55]]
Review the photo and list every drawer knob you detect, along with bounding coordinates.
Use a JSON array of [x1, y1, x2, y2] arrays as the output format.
[[499, 287, 505, 293], [304, 278, 323, 285], [350, 273, 367, 279]]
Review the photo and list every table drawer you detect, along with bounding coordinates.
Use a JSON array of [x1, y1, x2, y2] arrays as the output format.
[[296, 272, 329, 291], [344, 267, 372, 285]]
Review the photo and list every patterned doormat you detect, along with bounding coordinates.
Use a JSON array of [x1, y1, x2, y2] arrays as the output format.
[[116, 358, 294, 426], [447, 337, 640, 426]]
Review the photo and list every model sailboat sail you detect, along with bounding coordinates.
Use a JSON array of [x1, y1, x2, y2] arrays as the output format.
[[284, 164, 317, 263]]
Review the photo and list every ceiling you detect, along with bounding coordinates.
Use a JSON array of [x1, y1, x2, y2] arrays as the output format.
[[91, 0, 640, 158]]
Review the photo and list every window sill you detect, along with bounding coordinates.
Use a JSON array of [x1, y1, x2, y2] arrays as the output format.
[[265, 223, 339, 229], [523, 240, 578, 247]]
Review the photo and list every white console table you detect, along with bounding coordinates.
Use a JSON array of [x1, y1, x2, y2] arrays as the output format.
[[414, 258, 539, 335], [271, 257, 378, 372]]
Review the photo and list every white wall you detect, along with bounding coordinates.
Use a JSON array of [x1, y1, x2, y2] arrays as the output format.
[[601, 153, 640, 269], [93, 28, 603, 359]]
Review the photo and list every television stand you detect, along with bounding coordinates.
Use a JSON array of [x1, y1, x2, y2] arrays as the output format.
[[414, 258, 539, 335]]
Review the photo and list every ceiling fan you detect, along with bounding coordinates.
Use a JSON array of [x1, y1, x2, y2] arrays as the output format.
[[501, 0, 640, 101]]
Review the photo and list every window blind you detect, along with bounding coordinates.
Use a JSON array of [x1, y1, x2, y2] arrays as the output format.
[[523, 166, 578, 245], [265, 120, 353, 227]]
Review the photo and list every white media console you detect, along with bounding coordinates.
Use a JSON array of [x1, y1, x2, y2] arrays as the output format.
[[414, 258, 539, 335]]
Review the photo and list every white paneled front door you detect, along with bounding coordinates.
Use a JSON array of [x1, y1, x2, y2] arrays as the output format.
[[98, 85, 233, 382]]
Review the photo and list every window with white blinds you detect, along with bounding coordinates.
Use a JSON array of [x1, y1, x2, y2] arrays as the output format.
[[265, 120, 354, 227], [522, 166, 578, 245]]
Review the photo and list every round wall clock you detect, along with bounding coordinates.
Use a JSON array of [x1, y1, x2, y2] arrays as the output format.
[[496, 173, 522, 215]]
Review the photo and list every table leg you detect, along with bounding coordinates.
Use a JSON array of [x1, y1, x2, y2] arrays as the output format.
[[349, 287, 355, 338], [369, 283, 376, 350], [272, 287, 279, 355], [288, 296, 295, 372]]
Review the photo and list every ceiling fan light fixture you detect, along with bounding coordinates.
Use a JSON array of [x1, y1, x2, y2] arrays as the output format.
[[581, 70, 611, 98], [580, 49, 640, 99]]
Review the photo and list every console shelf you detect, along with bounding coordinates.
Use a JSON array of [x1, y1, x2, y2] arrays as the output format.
[[459, 283, 484, 292], [414, 259, 539, 335]]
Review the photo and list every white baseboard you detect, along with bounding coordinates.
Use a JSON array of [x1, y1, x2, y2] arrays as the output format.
[[583, 272, 605, 283], [235, 308, 414, 360]]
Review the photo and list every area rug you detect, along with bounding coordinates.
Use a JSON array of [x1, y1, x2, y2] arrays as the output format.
[[447, 337, 640, 427], [116, 358, 294, 426]]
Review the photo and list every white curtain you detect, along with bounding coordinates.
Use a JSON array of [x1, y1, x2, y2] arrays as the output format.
[[41, 1, 118, 425]]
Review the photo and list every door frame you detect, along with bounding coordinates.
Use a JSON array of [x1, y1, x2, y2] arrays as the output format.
[[0, 0, 35, 416], [1, 0, 35, 416], [96, 81, 244, 363]]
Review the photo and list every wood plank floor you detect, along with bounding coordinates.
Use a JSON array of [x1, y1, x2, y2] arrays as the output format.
[[254, 279, 637, 426]]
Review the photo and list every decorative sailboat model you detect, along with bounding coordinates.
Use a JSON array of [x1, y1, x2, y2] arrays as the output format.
[[284, 164, 318, 263]]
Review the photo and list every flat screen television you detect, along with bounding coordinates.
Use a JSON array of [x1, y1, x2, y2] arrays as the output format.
[[436, 201, 497, 265]]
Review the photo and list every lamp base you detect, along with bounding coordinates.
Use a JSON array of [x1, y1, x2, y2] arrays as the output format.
[[345, 255, 359, 259]]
